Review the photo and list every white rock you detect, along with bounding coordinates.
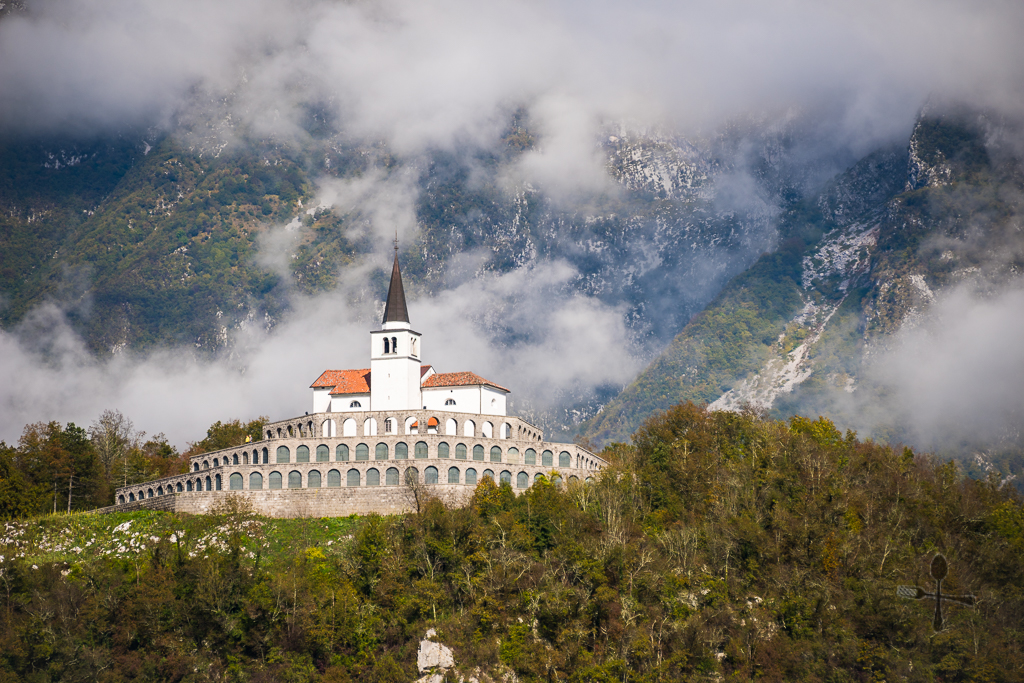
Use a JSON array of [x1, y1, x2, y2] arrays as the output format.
[[417, 638, 455, 674]]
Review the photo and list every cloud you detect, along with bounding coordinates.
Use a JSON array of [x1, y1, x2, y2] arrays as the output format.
[[866, 282, 1024, 448], [0, 259, 639, 449], [3, 0, 1024, 450], [3, 0, 1023, 169]]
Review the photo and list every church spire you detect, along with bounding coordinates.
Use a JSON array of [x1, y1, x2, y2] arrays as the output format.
[[382, 243, 409, 325]]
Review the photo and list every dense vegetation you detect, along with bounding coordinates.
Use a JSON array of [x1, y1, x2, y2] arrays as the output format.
[[0, 412, 264, 518], [1, 403, 1022, 682]]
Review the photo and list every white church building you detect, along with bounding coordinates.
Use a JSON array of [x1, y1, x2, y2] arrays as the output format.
[[111, 252, 606, 518]]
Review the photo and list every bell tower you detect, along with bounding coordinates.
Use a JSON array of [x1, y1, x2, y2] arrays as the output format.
[[370, 245, 422, 410]]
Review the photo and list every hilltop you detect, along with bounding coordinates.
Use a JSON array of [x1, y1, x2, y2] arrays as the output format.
[[1, 404, 1022, 682]]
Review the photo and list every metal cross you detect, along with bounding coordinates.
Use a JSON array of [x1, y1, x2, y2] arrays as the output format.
[[897, 554, 975, 631]]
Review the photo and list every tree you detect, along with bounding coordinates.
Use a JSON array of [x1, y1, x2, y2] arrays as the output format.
[[184, 416, 267, 457], [88, 409, 144, 488], [17, 421, 103, 512]]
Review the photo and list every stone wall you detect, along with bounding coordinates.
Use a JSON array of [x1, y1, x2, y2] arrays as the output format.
[[104, 485, 477, 518]]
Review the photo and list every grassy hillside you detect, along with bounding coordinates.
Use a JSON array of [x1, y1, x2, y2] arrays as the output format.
[[1, 405, 1022, 682]]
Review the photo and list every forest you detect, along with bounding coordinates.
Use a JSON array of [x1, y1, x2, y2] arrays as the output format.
[[1, 402, 1022, 682]]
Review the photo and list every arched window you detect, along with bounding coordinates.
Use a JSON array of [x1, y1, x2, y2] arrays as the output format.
[[426, 466, 438, 484], [128, 492, 135, 502], [501, 423, 511, 439], [375, 443, 389, 460], [250, 472, 263, 490], [517, 472, 529, 488], [232, 453, 239, 465], [230, 473, 243, 490], [336, 444, 349, 461], [534, 473, 544, 484], [186, 480, 193, 492], [350, 400, 362, 408], [559, 451, 570, 467], [500, 470, 512, 485], [395, 442, 408, 459], [193, 462, 199, 472], [243, 453, 249, 465], [204, 477, 212, 491], [438, 442, 450, 458], [455, 443, 467, 460], [213, 458, 219, 467], [386, 467, 399, 486], [343, 418, 357, 435], [316, 445, 329, 462], [586, 476, 594, 484], [118, 495, 125, 505], [356, 443, 369, 460], [448, 467, 460, 484], [364, 417, 377, 436], [427, 417, 439, 433], [262, 448, 269, 464], [366, 468, 380, 486], [297, 445, 310, 463], [551, 474, 563, 487], [542, 450, 553, 467], [483, 469, 494, 481], [465, 468, 478, 486], [404, 468, 419, 485], [415, 441, 428, 459], [384, 338, 390, 354], [347, 469, 360, 487], [277, 446, 291, 463], [463, 420, 475, 437], [507, 447, 520, 463], [445, 398, 456, 406], [490, 446, 502, 462], [148, 488, 154, 498], [215, 474, 222, 490], [473, 445, 484, 461], [308, 470, 322, 488], [288, 426, 293, 437], [391, 336, 397, 353], [569, 475, 580, 484], [405, 416, 418, 434], [327, 469, 341, 487], [322, 419, 335, 437], [203, 460, 210, 469], [445, 418, 457, 435], [288, 471, 302, 489], [482, 422, 493, 438], [268, 430, 274, 440], [176, 482, 183, 492], [157, 486, 164, 496], [269, 472, 282, 489], [195, 479, 202, 492]]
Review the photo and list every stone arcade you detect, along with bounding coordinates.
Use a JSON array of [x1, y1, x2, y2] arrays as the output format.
[[111, 251, 606, 517]]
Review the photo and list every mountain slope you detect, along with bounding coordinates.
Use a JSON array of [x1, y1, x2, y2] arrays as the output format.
[[583, 107, 1024, 462]]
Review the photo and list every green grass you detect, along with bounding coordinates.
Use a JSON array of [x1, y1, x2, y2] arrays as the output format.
[[0, 509, 364, 569]]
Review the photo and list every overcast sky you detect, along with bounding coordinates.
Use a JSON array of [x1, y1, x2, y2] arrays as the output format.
[[1, 0, 1023, 448]]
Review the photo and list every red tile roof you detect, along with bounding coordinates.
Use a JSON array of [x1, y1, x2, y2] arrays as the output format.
[[310, 369, 371, 395], [422, 371, 509, 393], [420, 365, 433, 377]]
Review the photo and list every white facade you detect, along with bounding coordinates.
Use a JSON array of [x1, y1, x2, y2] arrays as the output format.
[[329, 393, 370, 413], [422, 385, 507, 415], [369, 323, 423, 411]]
